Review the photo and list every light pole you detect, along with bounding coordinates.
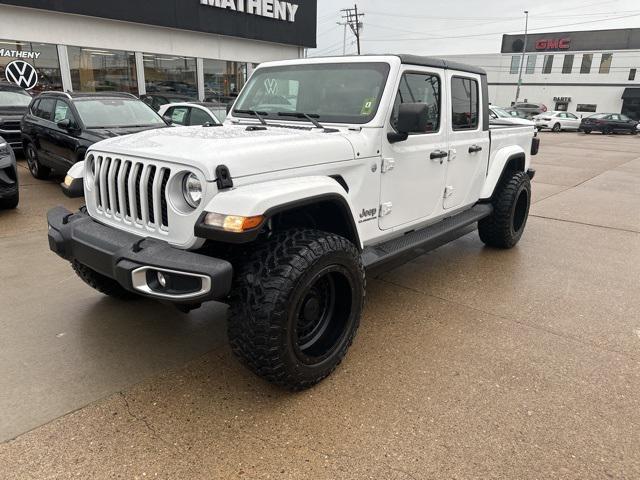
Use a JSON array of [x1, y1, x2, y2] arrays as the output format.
[[514, 10, 529, 106]]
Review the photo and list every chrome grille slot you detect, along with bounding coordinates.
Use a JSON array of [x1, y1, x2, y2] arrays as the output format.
[[160, 169, 170, 228], [90, 155, 173, 232]]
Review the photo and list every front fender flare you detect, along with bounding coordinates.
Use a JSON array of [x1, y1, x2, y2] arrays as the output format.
[[197, 176, 361, 247], [480, 146, 527, 200]]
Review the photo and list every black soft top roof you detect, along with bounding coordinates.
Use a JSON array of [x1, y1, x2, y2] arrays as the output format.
[[395, 55, 487, 76]]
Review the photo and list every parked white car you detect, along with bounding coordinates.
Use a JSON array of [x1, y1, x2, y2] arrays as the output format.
[[158, 102, 223, 127], [489, 106, 534, 126], [48, 55, 540, 390], [534, 111, 581, 132]]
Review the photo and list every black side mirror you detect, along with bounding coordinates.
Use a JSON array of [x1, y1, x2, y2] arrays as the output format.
[[163, 115, 174, 125], [57, 118, 72, 130], [388, 103, 429, 143]]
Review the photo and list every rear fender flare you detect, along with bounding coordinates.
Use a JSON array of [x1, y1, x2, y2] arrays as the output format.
[[481, 147, 527, 200]]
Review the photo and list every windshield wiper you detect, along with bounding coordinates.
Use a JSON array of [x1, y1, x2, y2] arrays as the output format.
[[234, 109, 268, 125], [277, 112, 339, 133]]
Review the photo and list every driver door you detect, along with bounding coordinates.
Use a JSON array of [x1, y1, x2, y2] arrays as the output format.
[[379, 68, 449, 230]]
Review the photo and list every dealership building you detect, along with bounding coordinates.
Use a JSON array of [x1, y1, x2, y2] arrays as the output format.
[[446, 28, 640, 120], [0, 0, 316, 102]]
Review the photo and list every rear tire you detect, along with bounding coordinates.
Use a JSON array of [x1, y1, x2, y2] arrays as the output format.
[[72, 260, 139, 300], [228, 229, 365, 391], [25, 142, 51, 180], [0, 191, 18, 209], [479, 171, 531, 249]]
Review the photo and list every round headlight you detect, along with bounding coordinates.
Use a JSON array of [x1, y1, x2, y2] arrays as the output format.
[[182, 173, 202, 208]]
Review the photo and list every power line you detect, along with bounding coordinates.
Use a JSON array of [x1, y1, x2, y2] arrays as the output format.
[[363, 12, 640, 42]]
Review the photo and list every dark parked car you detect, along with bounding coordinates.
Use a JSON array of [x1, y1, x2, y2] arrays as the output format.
[[0, 136, 19, 209], [140, 93, 196, 112], [21, 92, 167, 181], [0, 83, 32, 152], [580, 113, 639, 135]]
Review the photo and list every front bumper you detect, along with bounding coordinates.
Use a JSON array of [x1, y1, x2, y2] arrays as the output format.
[[47, 207, 233, 303]]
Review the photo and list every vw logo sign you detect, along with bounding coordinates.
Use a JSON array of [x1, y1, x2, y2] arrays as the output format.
[[5, 60, 38, 90]]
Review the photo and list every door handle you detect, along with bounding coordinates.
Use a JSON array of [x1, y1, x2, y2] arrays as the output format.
[[430, 150, 448, 163], [468, 145, 483, 153]]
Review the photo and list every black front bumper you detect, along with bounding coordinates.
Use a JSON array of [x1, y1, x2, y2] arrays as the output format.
[[47, 207, 233, 303]]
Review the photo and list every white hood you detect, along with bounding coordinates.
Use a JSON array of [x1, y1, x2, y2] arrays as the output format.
[[89, 124, 357, 181]]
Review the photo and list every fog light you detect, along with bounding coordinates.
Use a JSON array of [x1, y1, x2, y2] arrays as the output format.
[[157, 271, 168, 288], [64, 175, 74, 187]]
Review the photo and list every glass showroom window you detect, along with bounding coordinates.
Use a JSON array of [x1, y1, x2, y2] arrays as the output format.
[[68, 47, 138, 94], [599, 53, 613, 74], [525, 55, 536, 74], [203, 59, 248, 106], [0, 39, 62, 93], [581, 54, 593, 74], [562, 55, 574, 74], [143, 54, 198, 99], [510, 56, 520, 74]]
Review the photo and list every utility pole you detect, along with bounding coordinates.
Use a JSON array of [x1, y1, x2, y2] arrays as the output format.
[[514, 10, 529, 106], [341, 4, 364, 55]]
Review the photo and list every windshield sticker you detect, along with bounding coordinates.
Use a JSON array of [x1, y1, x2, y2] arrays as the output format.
[[264, 78, 279, 95], [361, 98, 375, 116]]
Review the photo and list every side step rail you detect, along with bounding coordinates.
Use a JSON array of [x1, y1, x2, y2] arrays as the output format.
[[362, 204, 493, 272]]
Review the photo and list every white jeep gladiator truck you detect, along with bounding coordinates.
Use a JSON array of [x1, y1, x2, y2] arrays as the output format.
[[48, 55, 539, 390]]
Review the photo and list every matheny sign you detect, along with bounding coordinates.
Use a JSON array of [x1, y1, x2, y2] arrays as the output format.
[[199, 0, 300, 22]]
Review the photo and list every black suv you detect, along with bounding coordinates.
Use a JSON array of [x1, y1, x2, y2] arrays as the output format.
[[0, 135, 19, 209], [21, 92, 167, 180], [0, 82, 33, 152]]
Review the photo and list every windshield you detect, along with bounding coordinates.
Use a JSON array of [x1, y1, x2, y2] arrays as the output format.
[[0, 90, 32, 107], [74, 98, 165, 128], [491, 107, 512, 119], [233, 62, 391, 124], [588, 113, 607, 119]]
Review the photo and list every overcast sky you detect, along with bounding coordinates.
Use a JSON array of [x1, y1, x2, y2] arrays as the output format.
[[311, 0, 640, 56]]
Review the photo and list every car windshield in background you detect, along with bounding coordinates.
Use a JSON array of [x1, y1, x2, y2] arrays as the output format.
[[74, 98, 165, 128], [492, 107, 512, 118], [588, 113, 608, 119], [0, 91, 32, 107], [233, 62, 391, 124]]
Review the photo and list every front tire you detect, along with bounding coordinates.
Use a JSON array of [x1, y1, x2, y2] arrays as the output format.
[[583, 129, 591, 134], [72, 261, 139, 300], [552, 123, 562, 132], [479, 171, 531, 249], [25, 143, 51, 180], [228, 229, 365, 391]]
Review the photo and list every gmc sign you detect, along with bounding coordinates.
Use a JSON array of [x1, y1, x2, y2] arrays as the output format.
[[535, 38, 571, 51]]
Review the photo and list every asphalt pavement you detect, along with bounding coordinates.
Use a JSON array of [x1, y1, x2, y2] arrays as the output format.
[[0, 132, 639, 479]]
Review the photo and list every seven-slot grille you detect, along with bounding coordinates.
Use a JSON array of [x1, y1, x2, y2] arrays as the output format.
[[89, 155, 172, 231]]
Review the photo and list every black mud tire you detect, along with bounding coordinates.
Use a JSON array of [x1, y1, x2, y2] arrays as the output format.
[[72, 260, 139, 300], [228, 229, 365, 391], [0, 191, 19, 209], [25, 142, 51, 180], [552, 123, 562, 132], [583, 129, 591, 134], [478, 171, 531, 249], [603, 126, 613, 135]]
